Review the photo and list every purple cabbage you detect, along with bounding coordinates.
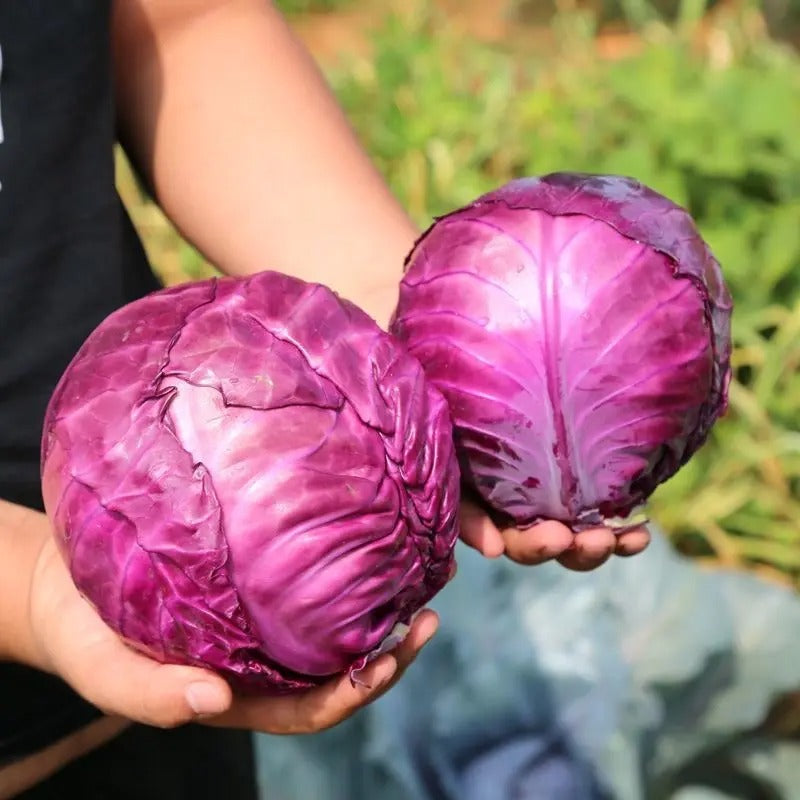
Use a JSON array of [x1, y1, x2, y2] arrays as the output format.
[[391, 173, 733, 530], [41, 271, 459, 693]]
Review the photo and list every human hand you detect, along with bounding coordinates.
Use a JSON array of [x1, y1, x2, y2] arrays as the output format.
[[458, 498, 650, 571], [28, 534, 439, 733]]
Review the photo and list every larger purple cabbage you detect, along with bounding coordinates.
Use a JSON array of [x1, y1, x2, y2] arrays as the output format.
[[41, 271, 459, 693], [391, 173, 732, 530]]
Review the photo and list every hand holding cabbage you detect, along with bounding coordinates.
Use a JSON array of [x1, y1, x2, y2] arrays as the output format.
[[37, 173, 730, 707], [16, 508, 437, 731]]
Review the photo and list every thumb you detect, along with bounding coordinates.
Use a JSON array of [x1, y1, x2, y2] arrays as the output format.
[[58, 634, 232, 728]]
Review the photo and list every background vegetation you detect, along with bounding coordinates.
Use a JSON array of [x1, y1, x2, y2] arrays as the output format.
[[116, 0, 800, 587]]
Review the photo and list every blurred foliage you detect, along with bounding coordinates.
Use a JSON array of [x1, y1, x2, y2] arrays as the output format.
[[116, 0, 800, 586], [328, 0, 800, 587], [275, 0, 352, 14]]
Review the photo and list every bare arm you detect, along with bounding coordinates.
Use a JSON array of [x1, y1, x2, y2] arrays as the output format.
[[111, 0, 650, 569], [112, 0, 416, 328], [5, 3, 415, 669], [0, 501, 48, 667]]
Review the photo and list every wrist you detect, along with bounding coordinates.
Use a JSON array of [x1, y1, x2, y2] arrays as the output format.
[[352, 282, 401, 332], [0, 500, 53, 671], [341, 221, 419, 331]]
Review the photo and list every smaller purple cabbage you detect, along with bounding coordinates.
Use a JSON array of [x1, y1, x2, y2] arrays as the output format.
[[41, 271, 460, 693], [391, 173, 733, 531]]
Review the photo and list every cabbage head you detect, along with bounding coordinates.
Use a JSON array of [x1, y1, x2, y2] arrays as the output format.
[[42, 271, 460, 692], [391, 173, 732, 531]]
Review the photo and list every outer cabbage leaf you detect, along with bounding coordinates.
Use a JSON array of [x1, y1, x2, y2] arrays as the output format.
[[391, 173, 733, 529], [42, 271, 460, 692]]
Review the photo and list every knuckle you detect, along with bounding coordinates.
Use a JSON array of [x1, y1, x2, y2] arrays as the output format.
[[137, 691, 188, 730], [282, 717, 318, 736], [299, 709, 331, 735], [295, 702, 341, 736], [152, 710, 188, 729], [506, 546, 548, 566], [306, 712, 338, 734], [150, 707, 187, 729]]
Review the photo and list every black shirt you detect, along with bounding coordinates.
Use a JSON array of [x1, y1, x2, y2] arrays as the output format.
[[0, 0, 161, 764]]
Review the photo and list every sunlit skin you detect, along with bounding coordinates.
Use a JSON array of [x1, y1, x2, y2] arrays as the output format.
[[459, 499, 650, 570]]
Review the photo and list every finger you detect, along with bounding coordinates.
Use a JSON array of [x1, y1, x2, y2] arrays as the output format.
[[368, 608, 439, 701], [615, 526, 651, 557], [290, 609, 439, 730], [458, 500, 505, 558], [384, 609, 439, 676], [557, 527, 616, 571], [220, 610, 439, 735], [448, 559, 458, 580], [502, 520, 574, 565], [54, 618, 232, 728]]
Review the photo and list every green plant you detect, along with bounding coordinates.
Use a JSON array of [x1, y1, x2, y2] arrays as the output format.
[[275, 0, 353, 15]]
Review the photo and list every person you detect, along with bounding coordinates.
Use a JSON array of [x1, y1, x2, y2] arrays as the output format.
[[0, 1, 650, 797]]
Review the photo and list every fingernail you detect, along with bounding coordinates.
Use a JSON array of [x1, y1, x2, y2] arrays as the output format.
[[185, 682, 228, 717]]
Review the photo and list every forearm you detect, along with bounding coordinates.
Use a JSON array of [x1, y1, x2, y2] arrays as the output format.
[[112, 0, 416, 328], [0, 500, 48, 668]]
